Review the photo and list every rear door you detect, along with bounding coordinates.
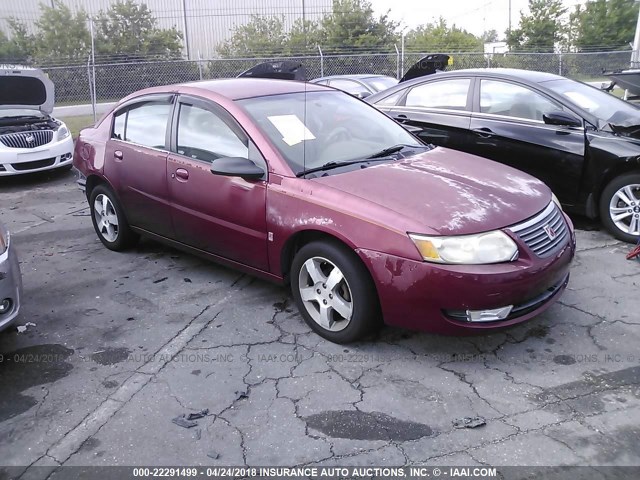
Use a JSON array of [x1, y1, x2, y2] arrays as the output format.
[[380, 77, 474, 150], [470, 78, 585, 204], [166, 96, 269, 270], [105, 95, 175, 238]]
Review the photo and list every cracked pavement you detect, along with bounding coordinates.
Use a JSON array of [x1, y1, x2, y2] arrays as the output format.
[[1, 169, 639, 473]]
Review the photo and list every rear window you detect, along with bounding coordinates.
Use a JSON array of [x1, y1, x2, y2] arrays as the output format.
[[0, 76, 47, 106]]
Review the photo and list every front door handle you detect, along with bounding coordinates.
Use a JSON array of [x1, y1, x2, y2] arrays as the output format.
[[174, 168, 189, 181], [114, 150, 123, 160], [472, 127, 495, 138]]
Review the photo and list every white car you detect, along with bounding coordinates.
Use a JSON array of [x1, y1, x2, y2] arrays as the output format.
[[0, 66, 74, 176]]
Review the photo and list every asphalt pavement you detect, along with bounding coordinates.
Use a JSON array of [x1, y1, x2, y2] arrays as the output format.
[[0, 169, 639, 475]]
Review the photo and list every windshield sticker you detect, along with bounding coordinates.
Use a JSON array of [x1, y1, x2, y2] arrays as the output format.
[[267, 115, 316, 146]]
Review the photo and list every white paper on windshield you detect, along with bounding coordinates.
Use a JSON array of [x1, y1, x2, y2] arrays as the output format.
[[267, 115, 316, 146], [564, 92, 597, 111]]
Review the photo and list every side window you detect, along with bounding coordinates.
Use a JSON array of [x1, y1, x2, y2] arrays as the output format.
[[480, 80, 562, 121], [112, 110, 125, 140], [329, 79, 370, 97], [375, 90, 404, 107], [404, 79, 470, 110], [126, 102, 172, 148], [176, 103, 249, 163], [111, 100, 172, 148]]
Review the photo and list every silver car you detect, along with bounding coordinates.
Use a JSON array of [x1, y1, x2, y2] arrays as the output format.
[[0, 221, 22, 331]]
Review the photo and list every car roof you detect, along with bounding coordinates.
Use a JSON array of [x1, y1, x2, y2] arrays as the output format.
[[399, 68, 564, 87], [177, 78, 330, 100], [314, 74, 392, 82]]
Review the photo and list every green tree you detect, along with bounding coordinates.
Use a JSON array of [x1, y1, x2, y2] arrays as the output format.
[[217, 16, 322, 57], [319, 0, 399, 52], [506, 0, 566, 52], [481, 29, 500, 43], [0, 21, 35, 62], [570, 0, 638, 51], [406, 18, 483, 52], [34, 0, 90, 60], [94, 0, 183, 57]]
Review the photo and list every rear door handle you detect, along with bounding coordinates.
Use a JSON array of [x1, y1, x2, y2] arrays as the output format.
[[114, 150, 123, 160], [174, 168, 189, 181], [394, 114, 409, 123], [472, 127, 495, 138]]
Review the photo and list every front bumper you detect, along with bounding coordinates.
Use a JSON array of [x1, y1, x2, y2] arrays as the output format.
[[0, 232, 22, 332], [357, 215, 576, 335], [0, 135, 74, 176]]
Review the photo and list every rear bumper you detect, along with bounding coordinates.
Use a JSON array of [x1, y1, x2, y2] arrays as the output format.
[[357, 215, 576, 335], [0, 136, 74, 176], [0, 232, 22, 332]]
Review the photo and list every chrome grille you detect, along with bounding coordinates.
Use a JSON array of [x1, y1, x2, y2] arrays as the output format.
[[509, 202, 569, 258], [0, 130, 53, 148]]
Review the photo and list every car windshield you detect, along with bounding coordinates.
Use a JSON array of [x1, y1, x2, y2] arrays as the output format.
[[543, 78, 640, 128], [237, 90, 422, 175], [365, 76, 398, 92]]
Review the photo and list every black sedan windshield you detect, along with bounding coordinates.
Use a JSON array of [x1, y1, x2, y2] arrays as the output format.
[[238, 90, 421, 175], [543, 78, 640, 127]]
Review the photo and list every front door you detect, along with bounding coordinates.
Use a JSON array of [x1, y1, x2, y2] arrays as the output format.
[[167, 97, 269, 270], [470, 78, 585, 205]]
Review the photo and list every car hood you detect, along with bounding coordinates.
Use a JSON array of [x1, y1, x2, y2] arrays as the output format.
[[313, 147, 551, 235], [0, 66, 54, 114]]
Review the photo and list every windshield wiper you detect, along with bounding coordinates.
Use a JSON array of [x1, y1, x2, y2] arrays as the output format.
[[296, 157, 397, 177], [366, 143, 430, 159], [296, 144, 429, 177]]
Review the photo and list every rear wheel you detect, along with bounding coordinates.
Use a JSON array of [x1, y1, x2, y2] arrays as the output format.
[[291, 240, 380, 343], [89, 184, 138, 251], [600, 173, 640, 243]]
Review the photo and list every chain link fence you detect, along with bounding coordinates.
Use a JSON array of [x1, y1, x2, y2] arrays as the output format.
[[38, 49, 634, 109]]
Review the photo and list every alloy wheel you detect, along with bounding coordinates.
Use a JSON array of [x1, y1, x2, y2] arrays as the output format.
[[298, 256, 353, 332], [93, 194, 119, 243], [609, 183, 640, 236]]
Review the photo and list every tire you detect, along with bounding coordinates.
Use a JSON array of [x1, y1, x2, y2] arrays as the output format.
[[89, 184, 139, 251], [599, 173, 640, 243], [290, 240, 381, 343]]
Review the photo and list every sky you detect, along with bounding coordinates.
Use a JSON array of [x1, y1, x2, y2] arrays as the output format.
[[369, 0, 587, 37]]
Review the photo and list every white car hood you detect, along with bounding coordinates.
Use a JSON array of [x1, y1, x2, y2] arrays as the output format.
[[0, 66, 55, 114]]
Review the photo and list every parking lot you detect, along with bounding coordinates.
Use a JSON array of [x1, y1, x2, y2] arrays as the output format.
[[0, 169, 639, 474]]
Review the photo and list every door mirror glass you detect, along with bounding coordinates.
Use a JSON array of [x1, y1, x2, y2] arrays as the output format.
[[210, 157, 265, 181], [543, 110, 582, 127]]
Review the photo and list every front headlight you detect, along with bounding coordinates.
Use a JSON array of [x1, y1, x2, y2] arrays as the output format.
[[551, 193, 563, 211], [0, 229, 7, 254], [409, 231, 518, 264], [58, 125, 70, 140]]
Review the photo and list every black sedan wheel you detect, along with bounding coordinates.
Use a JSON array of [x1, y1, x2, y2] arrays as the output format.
[[600, 173, 640, 243]]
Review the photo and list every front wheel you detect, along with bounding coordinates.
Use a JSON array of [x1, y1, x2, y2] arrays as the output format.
[[89, 184, 139, 251], [600, 173, 640, 243], [290, 240, 381, 343]]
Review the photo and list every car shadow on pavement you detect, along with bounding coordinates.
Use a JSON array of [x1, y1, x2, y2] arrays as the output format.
[[0, 167, 75, 191]]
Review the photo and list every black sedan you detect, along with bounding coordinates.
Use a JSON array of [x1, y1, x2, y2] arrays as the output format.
[[311, 74, 398, 98], [367, 68, 640, 243]]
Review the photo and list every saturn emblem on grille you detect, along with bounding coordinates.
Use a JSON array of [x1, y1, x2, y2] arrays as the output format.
[[25, 134, 35, 144], [543, 224, 558, 241]]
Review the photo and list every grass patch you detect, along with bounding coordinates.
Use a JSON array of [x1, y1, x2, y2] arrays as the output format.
[[57, 115, 96, 138]]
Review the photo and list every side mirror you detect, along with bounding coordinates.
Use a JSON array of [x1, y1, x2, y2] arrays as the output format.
[[210, 157, 265, 181], [355, 91, 372, 99], [543, 110, 582, 128]]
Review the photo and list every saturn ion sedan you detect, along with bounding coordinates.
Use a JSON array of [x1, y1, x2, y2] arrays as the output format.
[[73, 79, 575, 343]]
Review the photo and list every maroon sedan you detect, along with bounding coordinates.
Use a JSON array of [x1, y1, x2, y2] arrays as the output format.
[[74, 79, 575, 343]]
